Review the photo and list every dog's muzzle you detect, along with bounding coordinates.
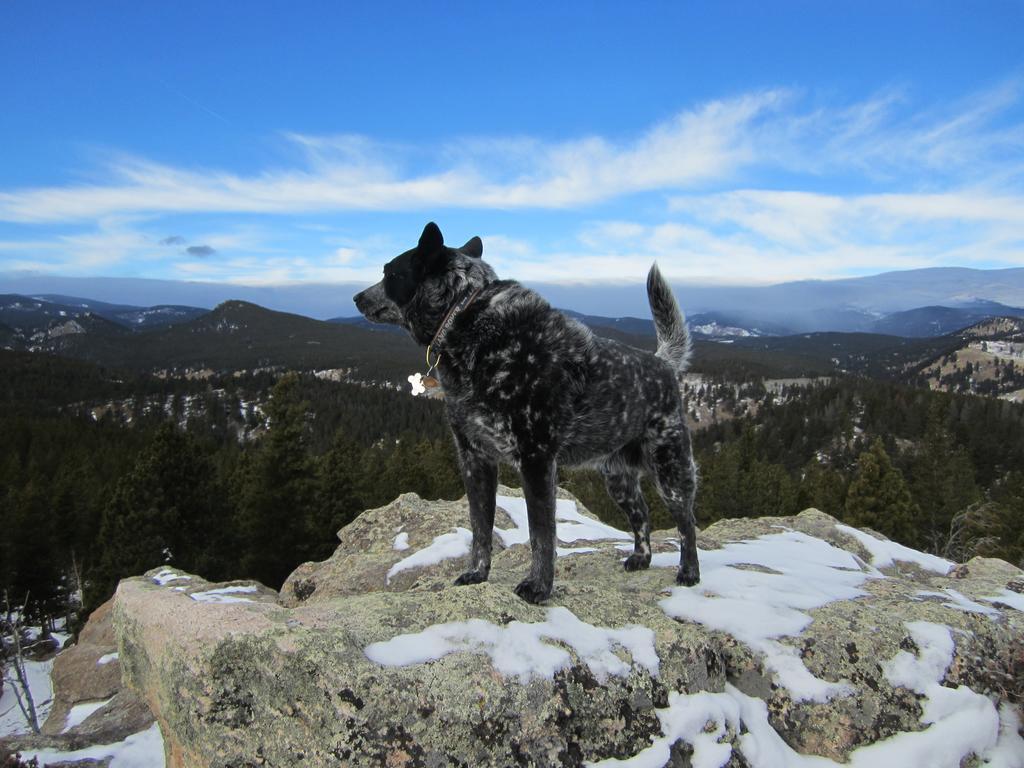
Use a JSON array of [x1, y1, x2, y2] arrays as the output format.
[[354, 283, 403, 325]]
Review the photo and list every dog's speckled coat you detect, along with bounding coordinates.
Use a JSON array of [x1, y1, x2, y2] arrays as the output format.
[[355, 223, 699, 603]]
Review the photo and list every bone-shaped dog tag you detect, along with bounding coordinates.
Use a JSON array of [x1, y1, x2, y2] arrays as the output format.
[[408, 372, 426, 396]]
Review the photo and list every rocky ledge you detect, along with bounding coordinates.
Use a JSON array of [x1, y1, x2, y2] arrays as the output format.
[[110, 488, 1024, 767]]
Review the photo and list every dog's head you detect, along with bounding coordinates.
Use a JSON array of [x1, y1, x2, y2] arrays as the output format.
[[354, 222, 495, 345]]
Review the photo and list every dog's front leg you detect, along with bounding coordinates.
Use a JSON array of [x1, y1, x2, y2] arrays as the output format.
[[515, 456, 557, 604], [453, 441, 498, 586]]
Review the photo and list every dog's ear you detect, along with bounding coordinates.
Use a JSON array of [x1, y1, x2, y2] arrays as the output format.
[[461, 236, 483, 259], [419, 222, 444, 253], [416, 222, 446, 272]]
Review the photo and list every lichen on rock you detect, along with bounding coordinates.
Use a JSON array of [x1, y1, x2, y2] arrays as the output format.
[[108, 489, 1024, 767]]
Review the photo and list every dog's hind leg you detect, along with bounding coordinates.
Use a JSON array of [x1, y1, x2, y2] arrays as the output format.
[[647, 427, 700, 587], [452, 436, 499, 587], [599, 456, 651, 572], [515, 456, 557, 604]]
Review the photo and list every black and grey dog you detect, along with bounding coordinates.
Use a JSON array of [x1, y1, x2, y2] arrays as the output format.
[[354, 222, 699, 603]]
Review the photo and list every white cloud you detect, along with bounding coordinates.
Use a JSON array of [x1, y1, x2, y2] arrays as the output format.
[[2, 81, 1023, 283], [333, 247, 358, 265], [0, 91, 786, 223]]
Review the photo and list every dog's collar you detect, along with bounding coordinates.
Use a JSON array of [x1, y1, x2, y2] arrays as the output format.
[[425, 285, 484, 373]]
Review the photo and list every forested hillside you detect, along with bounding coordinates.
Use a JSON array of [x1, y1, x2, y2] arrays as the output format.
[[3, 349, 1022, 637]]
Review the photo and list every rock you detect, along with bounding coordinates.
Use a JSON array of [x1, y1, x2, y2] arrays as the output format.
[[41, 599, 124, 737], [113, 490, 1024, 767], [1, 598, 154, 762], [280, 486, 582, 605]]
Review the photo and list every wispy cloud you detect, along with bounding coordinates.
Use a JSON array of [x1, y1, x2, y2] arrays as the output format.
[[0, 91, 786, 223], [1, 81, 1022, 283]]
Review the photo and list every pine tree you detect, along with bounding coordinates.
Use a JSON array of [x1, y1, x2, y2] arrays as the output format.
[[797, 461, 847, 516], [908, 402, 980, 553], [234, 374, 319, 587], [844, 439, 918, 544], [951, 472, 1024, 566], [312, 433, 367, 560], [91, 423, 230, 606]]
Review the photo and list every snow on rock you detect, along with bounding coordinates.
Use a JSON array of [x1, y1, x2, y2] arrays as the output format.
[[365, 605, 658, 684], [591, 622, 1024, 768], [22, 721, 165, 768], [189, 585, 259, 604], [62, 696, 114, 732], [982, 588, 1024, 613], [495, 494, 632, 546], [151, 569, 192, 586], [386, 527, 472, 583], [114, 493, 1024, 766], [915, 588, 1001, 617], [656, 530, 869, 702], [385, 495, 629, 584], [383, 495, 629, 584], [836, 524, 954, 574], [97, 652, 119, 665]]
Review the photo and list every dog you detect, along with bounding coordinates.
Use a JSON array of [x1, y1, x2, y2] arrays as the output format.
[[354, 222, 700, 603]]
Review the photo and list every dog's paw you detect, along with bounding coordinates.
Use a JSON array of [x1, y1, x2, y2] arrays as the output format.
[[623, 553, 652, 572], [513, 577, 552, 604], [675, 566, 700, 587], [454, 570, 488, 586]]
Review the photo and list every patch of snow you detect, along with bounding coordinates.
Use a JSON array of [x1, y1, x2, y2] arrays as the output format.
[[188, 585, 259, 604], [495, 494, 631, 546], [151, 569, 192, 586], [62, 696, 113, 732], [589, 687, 741, 768], [98, 651, 119, 665], [916, 589, 1001, 617], [51, 630, 72, 647], [0, 657, 54, 737], [386, 527, 472, 583], [982, 589, 1024, 612], [393, 531, 410, 551], [836, 525, 953, 575], [591, 627, 1023, 768], [989, 704, 1024, 767], [657, 531, 871, 702], [883, 621, 955, 693], [866, 621, 1015, 768], [365, 605, 658, 684], [23, 721, 165, 768], [386, 495, 628, 582]]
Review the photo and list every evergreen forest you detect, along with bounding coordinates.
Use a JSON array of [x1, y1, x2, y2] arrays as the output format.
[[2, 349, 1023, 635]]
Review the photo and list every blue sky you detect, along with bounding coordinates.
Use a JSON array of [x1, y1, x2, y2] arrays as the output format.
[[1, 1, 1022, 287]]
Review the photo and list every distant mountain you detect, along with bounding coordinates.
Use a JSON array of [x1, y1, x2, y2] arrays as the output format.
[[5, 266, 1024, 329], [559, 310, 776, 340], [0, 293, 208, 333], [20, 300, 423, 384], [8, 281, 1024, 387], [0, 275, 362, 321], [869, 302, 1024, 337], [907, 317, 1024, 399], [0, 321, 17, 349], [327, 316, 406, 335]]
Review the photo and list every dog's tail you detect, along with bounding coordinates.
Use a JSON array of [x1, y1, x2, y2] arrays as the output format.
[[647, 263, 691, 375]]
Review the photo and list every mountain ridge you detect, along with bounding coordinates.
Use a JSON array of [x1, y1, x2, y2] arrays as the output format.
[[5, 265, 1024, 327]]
